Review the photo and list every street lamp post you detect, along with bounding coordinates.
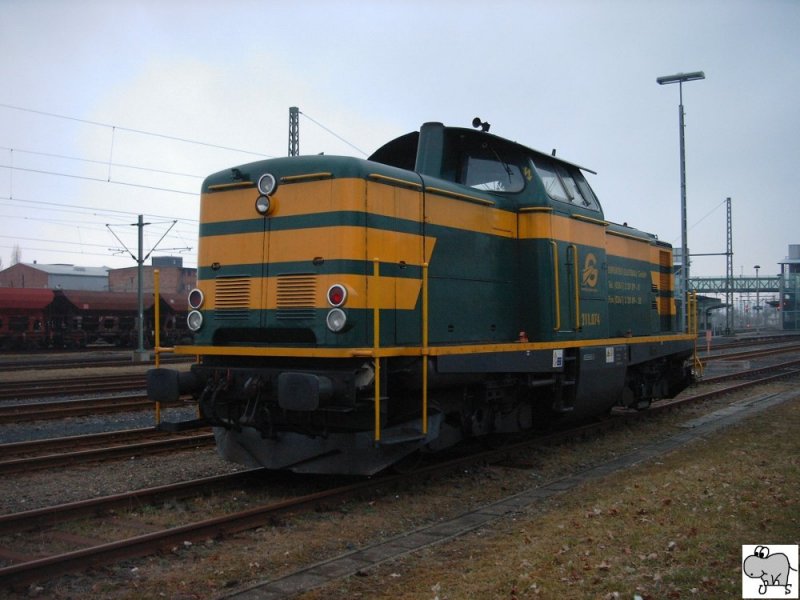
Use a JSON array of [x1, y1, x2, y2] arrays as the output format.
[[657, 70, 705, 333]]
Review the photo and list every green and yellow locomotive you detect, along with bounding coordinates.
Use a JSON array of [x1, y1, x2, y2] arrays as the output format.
[[148, 121, 694, 474]]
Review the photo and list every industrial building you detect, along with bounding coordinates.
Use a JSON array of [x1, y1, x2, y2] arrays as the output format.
[[0, 257, 196, 296]]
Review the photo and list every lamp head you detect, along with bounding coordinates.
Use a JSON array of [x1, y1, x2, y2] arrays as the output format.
[[657, 71, 705, 85]]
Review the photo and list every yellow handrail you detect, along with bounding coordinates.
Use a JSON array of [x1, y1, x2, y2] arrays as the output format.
[[373, 258, 381, 442], [687, 291, 704, 376], [550, 241, 561, 331], [422, 262, 429, 435], [569, 244, 580, 330]]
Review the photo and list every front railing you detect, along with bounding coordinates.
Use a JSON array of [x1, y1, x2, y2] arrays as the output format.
[[687, 291, 704, 376]]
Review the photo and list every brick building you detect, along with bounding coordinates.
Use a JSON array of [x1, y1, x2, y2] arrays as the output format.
[[0, 263, 110, 290], [0, 257, 195, 295], [108, 256, 196, 295]]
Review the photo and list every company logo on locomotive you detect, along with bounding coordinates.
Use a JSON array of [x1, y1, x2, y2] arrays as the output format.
[[582, 253, 599, 289]]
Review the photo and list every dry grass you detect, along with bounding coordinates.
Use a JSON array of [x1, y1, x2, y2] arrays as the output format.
[[302, 396, 800, 600]]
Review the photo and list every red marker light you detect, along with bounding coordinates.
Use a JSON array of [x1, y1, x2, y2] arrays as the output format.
[[188, 288, 204, 309], [327, 284, 347, 307]]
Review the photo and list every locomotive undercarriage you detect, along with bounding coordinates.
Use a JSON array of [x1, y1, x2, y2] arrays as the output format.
[[621, 355, 693, 410], [148, 344, 692, 475], [197, 365, 547, 475]]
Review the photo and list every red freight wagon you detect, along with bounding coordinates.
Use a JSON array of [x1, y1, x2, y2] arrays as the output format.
[[0, 288, 55, 349]]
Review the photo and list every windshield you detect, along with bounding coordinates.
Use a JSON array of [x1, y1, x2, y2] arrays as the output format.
[[531, 155, 600, 210], [457, 147, 525, 193]]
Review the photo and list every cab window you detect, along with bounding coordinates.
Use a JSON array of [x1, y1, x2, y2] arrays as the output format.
[[569, 167, 600, 210], [531, 156, 569, 202], [459, 154, 525, 193], [531, 155, 600, 211]]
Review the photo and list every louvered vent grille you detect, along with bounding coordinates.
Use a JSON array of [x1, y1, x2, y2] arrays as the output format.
[[215, 277, 251, 320], [277, 275, 316, 320]]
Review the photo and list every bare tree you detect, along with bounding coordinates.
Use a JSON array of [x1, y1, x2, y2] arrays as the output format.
[[11, 244, 21, 266]]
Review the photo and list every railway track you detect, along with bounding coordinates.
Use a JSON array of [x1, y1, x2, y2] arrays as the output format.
[[0, 427, 214, 475], [0, 393, 195, 425], [1, 359, 799, 589], [0, 353, 192, 373], [699, 341, 800, 362], [3, 354, 794, 474], [0, 394, 167, 424], [0, 374, 146, 401]]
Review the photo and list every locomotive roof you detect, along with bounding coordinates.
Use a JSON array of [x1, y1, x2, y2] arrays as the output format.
[[369, 123, 597, 175]]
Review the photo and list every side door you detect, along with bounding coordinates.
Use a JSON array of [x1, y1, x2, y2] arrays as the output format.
[[365, 174, 426, 346]]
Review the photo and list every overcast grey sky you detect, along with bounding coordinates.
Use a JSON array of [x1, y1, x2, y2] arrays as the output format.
[[1, 0, 798, 280]]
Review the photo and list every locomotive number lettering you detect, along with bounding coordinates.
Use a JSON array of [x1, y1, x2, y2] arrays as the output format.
[[580, 312, 601, 327]]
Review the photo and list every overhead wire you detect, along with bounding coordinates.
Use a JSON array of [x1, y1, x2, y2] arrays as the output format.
[[0, 102, 273, 158], [0, 244, 197, 263], [300, 111, 368, 156], [0, 146, 205, 180], [671, 198, 729, 246], [0, 195, 199, 223], [0, 164, 199, 196], [1, 103, 372, 266], [0, 212, 132, 231], [0, 194, 198, 263], [0, 234, 127, 249]]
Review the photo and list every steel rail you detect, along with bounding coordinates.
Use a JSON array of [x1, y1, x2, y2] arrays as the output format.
[[0, 424, 210, 460], [699, 342, 800, 362], [0, 374, 145, 401], [0, 432, 214, 475], [0, 354, 191, 373], [0, 469, 265, 535], [0, 472, 411, 587], [0, 395, 150, 423], [0, 427, 164, 458], [0, 394, 190, 424], [0, 427, 177, 458], [699, 357, 800, 384]]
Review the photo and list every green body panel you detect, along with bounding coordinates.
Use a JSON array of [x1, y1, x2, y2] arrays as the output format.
[[423, 226, 517, 344], [606, 253, 659, 337], [517, 237, 610, 343], [193, 126, 679, 353]]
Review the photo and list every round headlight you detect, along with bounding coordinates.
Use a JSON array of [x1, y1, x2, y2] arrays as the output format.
[[187, 310, 203, 332], [255, 195, 271, 215], [188, 288, 204, 309], [327, 284, 347, 307], [257, 173, 277, 195], [326, 308, 347, 332]]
